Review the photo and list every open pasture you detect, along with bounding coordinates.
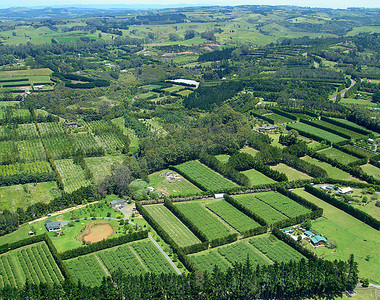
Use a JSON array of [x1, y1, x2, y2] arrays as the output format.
[[175, 160, 237, 191], [148, 169, 202, 196], [293, 188, 380, 282], [144, 205, 200, 247], [54, 159, 92, 193], [360, 164, 380, 179], [174, 201, 236, 240], [318, 147, 359, 165], [287, 122, 347, 143], [242, 168, 277, 186], [270, 163, 312, 181], [232, 194, 288, 225], [0, 242, 63, 288], [301, 156, 362, 182], [205, 200, 260, 232], [85, 155, 125, 184]]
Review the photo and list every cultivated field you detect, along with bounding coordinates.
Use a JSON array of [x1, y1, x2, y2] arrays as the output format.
[[174, 201, 236, 240], [360, 164, 380, 179], [311, 120, 366, 140], [232, 194, 288, 225], [0, 242, 63, 288], [287, 122, 347, 143], [175, 160, 237, 191], [205, 200, 260, 232], [54, 159, 92, 193], [65, 239, 175, 286], [144, 205, 200, 247]]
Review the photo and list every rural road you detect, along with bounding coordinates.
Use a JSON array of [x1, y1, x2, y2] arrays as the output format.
[[148, 233, 182, 275], [330, 78, 356, 101], [28, 201, 99, 224]]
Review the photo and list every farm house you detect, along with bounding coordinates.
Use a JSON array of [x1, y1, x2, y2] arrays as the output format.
[[44, 220, 62, 232], [311, 235, 327, 246]]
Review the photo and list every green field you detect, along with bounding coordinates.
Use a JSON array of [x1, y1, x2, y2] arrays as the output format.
[[144, 204, 200, 247], [0, 181, 59, 212], [55, 159, 92, 193], [311, 120, 367, 140], [301, 156, 362, 182], [174, 201, 236, 240], [293, 188, 380, 283], [318, 147, 359, 165], [0, 242, 63, 288], [331, 118, 379, 137], [270, 163, 312, 181], [175, 160, 237, 191], [263, 113, 294, 124], [147, 169, 202, 196], [215, 154, 230, 164], [353, 200, 380, 222], [360, 164, 380, 179], [190, 234, 304, 273], [85, 155, 126, 184], [65, 238, 175, 287], [205, 200, 260, 232], [240, 146, 259, 157], [242, 168, 277, 186], [233, 193, 288, 225], [287, 122, 347, 143]]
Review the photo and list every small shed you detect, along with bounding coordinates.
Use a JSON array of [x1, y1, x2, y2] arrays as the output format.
[[311, 235, 327, 246], [44, 220, 61, 232], [214, 193, 225, 199], [304, 230, 314, 238], [338, 187, 353, 195], [110, 199, 126, 208]]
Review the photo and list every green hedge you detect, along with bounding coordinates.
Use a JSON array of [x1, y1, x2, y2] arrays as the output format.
[[320, 116, 371, 136], [60, 231, 148, 260], [271, 108, 297, 121], [301, 119, 351, 140]]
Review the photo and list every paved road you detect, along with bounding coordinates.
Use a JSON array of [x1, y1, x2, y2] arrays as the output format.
[[148, 233, 182, 275]]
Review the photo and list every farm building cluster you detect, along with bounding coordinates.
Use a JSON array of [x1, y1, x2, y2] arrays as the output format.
[[284, 225, 327, 247], [318, 184, 353, 195]]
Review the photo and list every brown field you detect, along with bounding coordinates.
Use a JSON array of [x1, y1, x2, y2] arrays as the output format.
[[82, 223, 114, 243]]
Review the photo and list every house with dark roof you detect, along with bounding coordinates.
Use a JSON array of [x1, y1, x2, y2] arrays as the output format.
[[110, 199, 126, 207], [44, 220, 62, 232]]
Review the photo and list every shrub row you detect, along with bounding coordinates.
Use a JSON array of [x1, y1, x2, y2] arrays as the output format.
[[210, 233, 238, 248], [286, 124, 331, 145], [282, 153, 327, 178], [320, 116, 371, 136], [60, 231, 148, 260], [136, 202, 196, 271], [332, 143, 367, 159], [0, 172, 55, 187], [250, 111, 274, 124], [271, 108, 297, 121], [305, 185, 380, 230], [300, 119, 351, 140]]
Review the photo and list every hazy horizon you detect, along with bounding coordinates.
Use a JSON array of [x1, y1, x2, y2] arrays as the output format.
[[1, 0, 379, 10]]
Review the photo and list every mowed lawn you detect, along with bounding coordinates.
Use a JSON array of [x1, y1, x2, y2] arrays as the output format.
[[318, 147, 359, 165], [301, 156, 363, 182], [0, 181, 58, 212], [293, 188, 380, 283], [85, 155, 126, 184], [242, 168, 276, 186], [148, 169, 202, 196], [270, 163, 312, 181], [360, 164, 380, 179], [144, 204, 200, 247], [352, 201, 380, 222]]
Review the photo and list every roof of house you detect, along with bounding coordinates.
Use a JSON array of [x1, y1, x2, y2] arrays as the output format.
[[311, 235, 327, 244], [304, 230, 314, 236], [214, 193, 225, 199], [45, 221, 61, 231], [110, 199, 126, 206], [338, 187, 353, 194]]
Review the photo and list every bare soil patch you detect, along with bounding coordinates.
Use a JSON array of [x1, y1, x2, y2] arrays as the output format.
[[82, 223, 114, 243]]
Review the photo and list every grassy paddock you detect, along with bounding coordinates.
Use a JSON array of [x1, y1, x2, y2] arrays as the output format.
[[293, 188, 380, 283], [270, 163, 312, 181], [318, 147, 359, 165]]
